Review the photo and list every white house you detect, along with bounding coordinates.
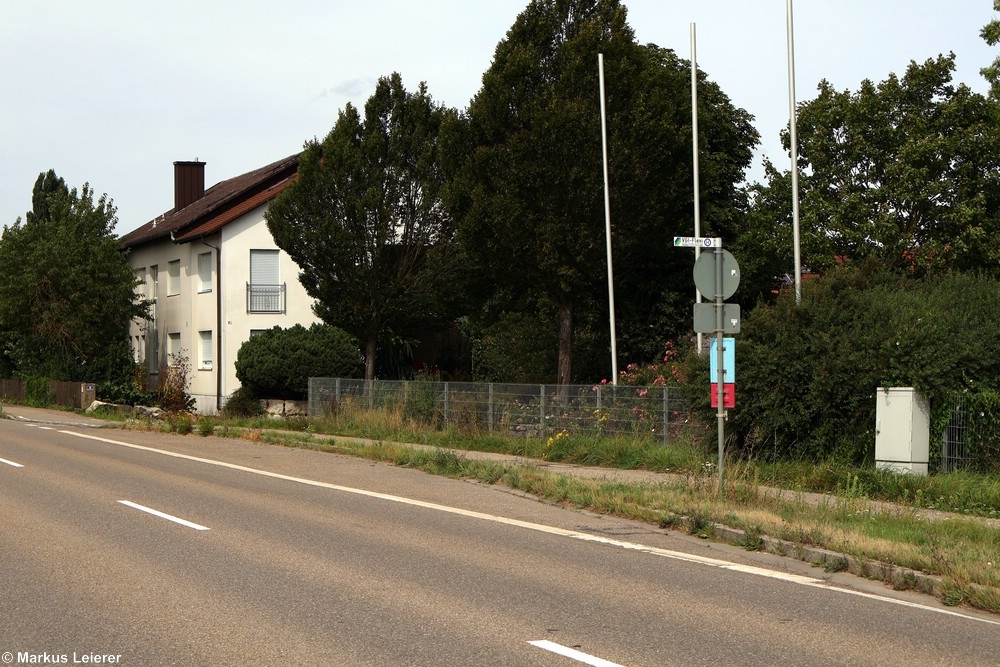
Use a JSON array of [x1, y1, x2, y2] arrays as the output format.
[[119, 155, 320, 413]]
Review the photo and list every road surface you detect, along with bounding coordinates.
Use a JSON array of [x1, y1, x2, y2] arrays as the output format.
[[1, 418, 997, 665]]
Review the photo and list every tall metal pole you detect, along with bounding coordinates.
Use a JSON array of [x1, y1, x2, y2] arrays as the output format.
[[787, 0, 802, 303], [691, 24, 704, 352], [599, 54, 619, 383]]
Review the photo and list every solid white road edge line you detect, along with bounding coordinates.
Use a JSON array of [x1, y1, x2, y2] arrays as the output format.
[[528, 640, 624, 666], [60, 429, 1000, 626], [118, 500, 211, 531], [0, 456, 24, 467]]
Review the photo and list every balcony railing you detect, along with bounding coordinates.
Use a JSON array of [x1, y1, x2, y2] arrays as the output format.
[[247, 282, 286, 314]]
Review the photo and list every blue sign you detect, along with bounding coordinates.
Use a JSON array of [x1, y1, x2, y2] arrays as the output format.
[[709, 338, 735, 383]]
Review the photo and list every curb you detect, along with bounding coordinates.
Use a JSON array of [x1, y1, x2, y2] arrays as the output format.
[[708, 522, 941, 597]]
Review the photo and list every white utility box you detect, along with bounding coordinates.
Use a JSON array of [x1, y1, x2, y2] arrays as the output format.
[[875, 387, 930, 475]]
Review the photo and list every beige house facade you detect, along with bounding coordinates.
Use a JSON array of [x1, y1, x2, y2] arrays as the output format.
[[120, 155, 320, 413]]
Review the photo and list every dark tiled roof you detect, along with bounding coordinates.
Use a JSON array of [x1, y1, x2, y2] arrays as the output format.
[[119, 152, 300, 248]]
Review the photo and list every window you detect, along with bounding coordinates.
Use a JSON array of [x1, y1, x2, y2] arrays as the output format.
[[250, 329, 268, 337], [199, 331, 213, 370], [247, 249, 285, 313], [198, 252, 212, 293], [167, 332, 181, 364], [167, 260, 180, 296], [135, 268, 146, 296]]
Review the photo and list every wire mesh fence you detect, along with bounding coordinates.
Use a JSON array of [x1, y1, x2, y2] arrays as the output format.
[[308, 378, 691, 442], [942, 396, 973, 473]]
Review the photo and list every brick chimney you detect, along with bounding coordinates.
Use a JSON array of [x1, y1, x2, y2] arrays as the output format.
[[173, 160, 205, 211]]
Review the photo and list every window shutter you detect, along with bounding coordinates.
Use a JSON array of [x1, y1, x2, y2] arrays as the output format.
[[250, 250, 279, 286], [200, 331, 213, 368]]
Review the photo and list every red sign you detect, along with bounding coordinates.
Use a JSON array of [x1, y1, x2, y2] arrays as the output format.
[[710, 383, 735, 408]]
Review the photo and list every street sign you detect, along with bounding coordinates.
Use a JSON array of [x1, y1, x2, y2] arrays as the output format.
[[710, 337, 736, 383], [673, 236, 721, 248], [711, 383, 736, 408], [693, 303, 741, 334], [693, 249, 740, 299]]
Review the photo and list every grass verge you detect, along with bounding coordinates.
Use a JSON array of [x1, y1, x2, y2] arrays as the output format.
[[179, 421, 1000, 614], [94, 406, 1000, 614]]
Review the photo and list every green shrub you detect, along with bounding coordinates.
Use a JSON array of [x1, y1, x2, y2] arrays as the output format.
[[167, 411, 193, 434], [221, 386, 265, 419], [235, 324, 361, 399], [402, 375, 440, 424], [22, 376, 55, 405], [196, 416, 215, 437], [732, 265, 1000, 464]]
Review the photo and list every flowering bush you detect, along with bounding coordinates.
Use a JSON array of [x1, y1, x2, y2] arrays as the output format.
[[613, 340, 690, 387]]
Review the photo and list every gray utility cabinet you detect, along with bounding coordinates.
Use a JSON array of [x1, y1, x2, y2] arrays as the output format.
[[875, 387, 930, 475]]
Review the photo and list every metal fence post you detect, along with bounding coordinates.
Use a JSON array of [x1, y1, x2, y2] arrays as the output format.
[[661, 386, 667, 442], [443, 381, 450, 423], [488, 383, 494, 432], [540, 385, 546, 436]]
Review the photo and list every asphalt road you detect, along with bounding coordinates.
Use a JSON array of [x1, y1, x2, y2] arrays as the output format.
[[1, 417, 998, 666]]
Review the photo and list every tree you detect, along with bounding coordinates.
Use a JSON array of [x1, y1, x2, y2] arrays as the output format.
[[742, 55, 1000, 280], [446, 0, 757, 383], [0, 172, 148, 382], [981, 0, 1000, 98], [266, 73, 459, 381]]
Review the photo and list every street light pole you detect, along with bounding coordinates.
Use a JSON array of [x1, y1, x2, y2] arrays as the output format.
[[787, 0, 802, 303]]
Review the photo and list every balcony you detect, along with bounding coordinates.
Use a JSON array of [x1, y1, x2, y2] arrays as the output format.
[[247, 282, 286, 314]]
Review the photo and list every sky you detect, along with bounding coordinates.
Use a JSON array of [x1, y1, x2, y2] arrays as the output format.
[[1, 1, 996, 235]]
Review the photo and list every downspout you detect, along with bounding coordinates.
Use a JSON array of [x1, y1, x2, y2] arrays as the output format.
[[201, 238, 223, 413]]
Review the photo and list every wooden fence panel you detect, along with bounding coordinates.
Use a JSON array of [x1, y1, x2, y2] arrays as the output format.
[[0, 379, 95, 408], [0, 379, 25, 401]]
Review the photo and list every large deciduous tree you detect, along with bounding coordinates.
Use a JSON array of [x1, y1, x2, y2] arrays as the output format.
[[981, 0, 1000, 98], [0, 171, 148, 383], [741, 55, 1000, 282], [266, 73, 458, 380], [446, 0, 757, 383]]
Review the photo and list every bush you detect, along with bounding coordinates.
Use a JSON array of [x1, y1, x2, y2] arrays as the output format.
[[221, 386, 265, 419], [235, 324, 362, 400], [155, 351, 196, 413], [732, 264, 1000, 464], [22, 376, 55, 405]]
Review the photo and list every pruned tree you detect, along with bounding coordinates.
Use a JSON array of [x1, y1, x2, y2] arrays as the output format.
[[266, 73, 459, 380]]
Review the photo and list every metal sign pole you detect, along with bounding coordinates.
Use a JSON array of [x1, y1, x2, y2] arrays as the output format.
[[675, 234, 738, 496], [715, 247, 726, 494]]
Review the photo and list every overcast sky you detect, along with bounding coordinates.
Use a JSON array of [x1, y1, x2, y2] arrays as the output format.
[[1, 1, 996, 235]]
